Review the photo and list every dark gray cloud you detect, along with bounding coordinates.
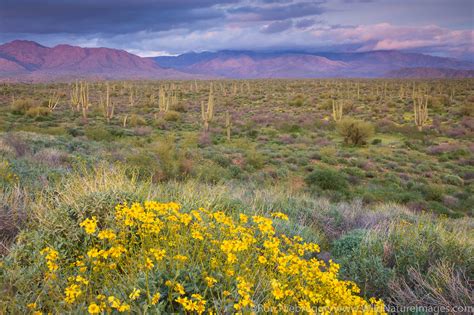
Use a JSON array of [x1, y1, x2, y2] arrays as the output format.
[[228, 1, 325, 21], [0, 0, 471, 59], [0, 0, 238, 34], [295, 18, 316, 29]]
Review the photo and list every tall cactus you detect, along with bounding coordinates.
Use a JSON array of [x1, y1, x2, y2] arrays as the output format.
[[201, 84, 214, 132], [225, 111, 231, 141], [159, 86, 170, 112], [79, 81, 89, 122], [129, 87, 136, 107], [332, 99, 343, 122], [100, 82, 115, 123], [414, 93, 429, 131], [70, 80, 80, 111]]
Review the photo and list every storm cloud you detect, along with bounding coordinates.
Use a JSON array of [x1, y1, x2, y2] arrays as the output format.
[[0, 0, 472, 60]]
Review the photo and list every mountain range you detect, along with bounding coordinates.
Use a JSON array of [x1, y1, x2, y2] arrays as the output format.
[[0, 40, 190, 82], [0, 40, 473, 82]]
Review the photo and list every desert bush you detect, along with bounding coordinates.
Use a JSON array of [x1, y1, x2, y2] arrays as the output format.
[[152, 117, 167, 129], [0, 160, 19, 185], [1, 200, 384, 314], [25, 106, 50, 118], [332, 229, 367, 257], [244, 147, 265, 170], [163, 110, 181, 122], [154, 138, 192, 181], [289, 94, 306, 107], [389, 262, 473, 309], [459, 101, 474, 116], [363, 216, 472, 298], [3, 134, 29, 157], [371, 138, 382, 145], [132, 126, 152, 137], [305, 168, 348, 191], [442, 174, 464, 186], [126, 151, 160, 180], [129, 114, 147, 127], [11, 98, 36, 114], [0, 187, 27, 256], [337, 118, 374, 146], [173, 102, 187, 113], [85, 126, 115, 142], [193, 160, 230, 183], [333, 230, 394, 298], [420, 184, 444, 201], [33, 148, 69, 167]]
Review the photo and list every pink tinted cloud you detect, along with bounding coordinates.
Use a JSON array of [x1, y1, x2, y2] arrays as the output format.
[[311, 23, 473, 54]]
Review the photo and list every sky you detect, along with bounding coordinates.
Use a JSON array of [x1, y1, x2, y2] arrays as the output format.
[[0, 0, 473, 60]]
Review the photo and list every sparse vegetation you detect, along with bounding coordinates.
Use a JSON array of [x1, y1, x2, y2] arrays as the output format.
[[337, 118, 375, 146], [0, 78, 472, 313]]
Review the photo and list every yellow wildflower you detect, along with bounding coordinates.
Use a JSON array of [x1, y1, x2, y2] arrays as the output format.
[[205, 276, 217, 287], [88, 303, 100, 314], [80, 217, 98, 234], [151, 292, 161, 305], [271, 212, 289, 221], [129, 288, 140, 300]]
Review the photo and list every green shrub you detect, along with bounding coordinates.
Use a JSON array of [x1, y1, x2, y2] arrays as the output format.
[[342, 167, 365, 179], [420, 184, 444, 201], [442, 174, 464, 186], [332, 229, 367, 257], [154, 138, 192, 181], [305, 168, 348, 190], [245, 147, 265, 170], [459, 102, 473, 116], [289, 94, 306, 107], [337, 253, 394, 299], [11, 98, 36, 114], [332, 229, 394, 298], [163, 110, 181, 122], [371, 138, 382, 145], [194, 160, 229, 183], [84, 126, 114, 142], [25, 106, 50, 118], [129, 114, 147, 127], [337, 118, 374, 146]]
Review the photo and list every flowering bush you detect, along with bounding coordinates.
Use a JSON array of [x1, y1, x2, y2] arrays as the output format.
[[32, 201, 385, 314]]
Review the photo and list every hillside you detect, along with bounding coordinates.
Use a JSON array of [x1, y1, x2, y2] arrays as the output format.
[[1, 40, 473, 81], [153, 50, 474, 78], [0, 40, 192, 82]]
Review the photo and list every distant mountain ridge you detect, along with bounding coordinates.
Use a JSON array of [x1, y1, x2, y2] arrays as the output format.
[[153, 50, 474, 78], [0, 40, 194, 82], [0, 40, 473, 81]]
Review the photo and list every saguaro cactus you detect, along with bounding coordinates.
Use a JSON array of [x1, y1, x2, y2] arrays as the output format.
[[100, 82, 115, 123], [159, 86, 169, 113], [225, 111, 231, 141], [129, 87, 136, 107], [201, 84, 214, 132], [332, 99, 343, 122], [414, 94, 429, 131], [79, 81, 89, 122], [70, 81, 80, 111]]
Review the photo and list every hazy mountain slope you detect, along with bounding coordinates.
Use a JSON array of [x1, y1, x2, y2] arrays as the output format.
[[0, 40, 194, 82], [1, 40, 473, 80], [154, 50, 474, 78]]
